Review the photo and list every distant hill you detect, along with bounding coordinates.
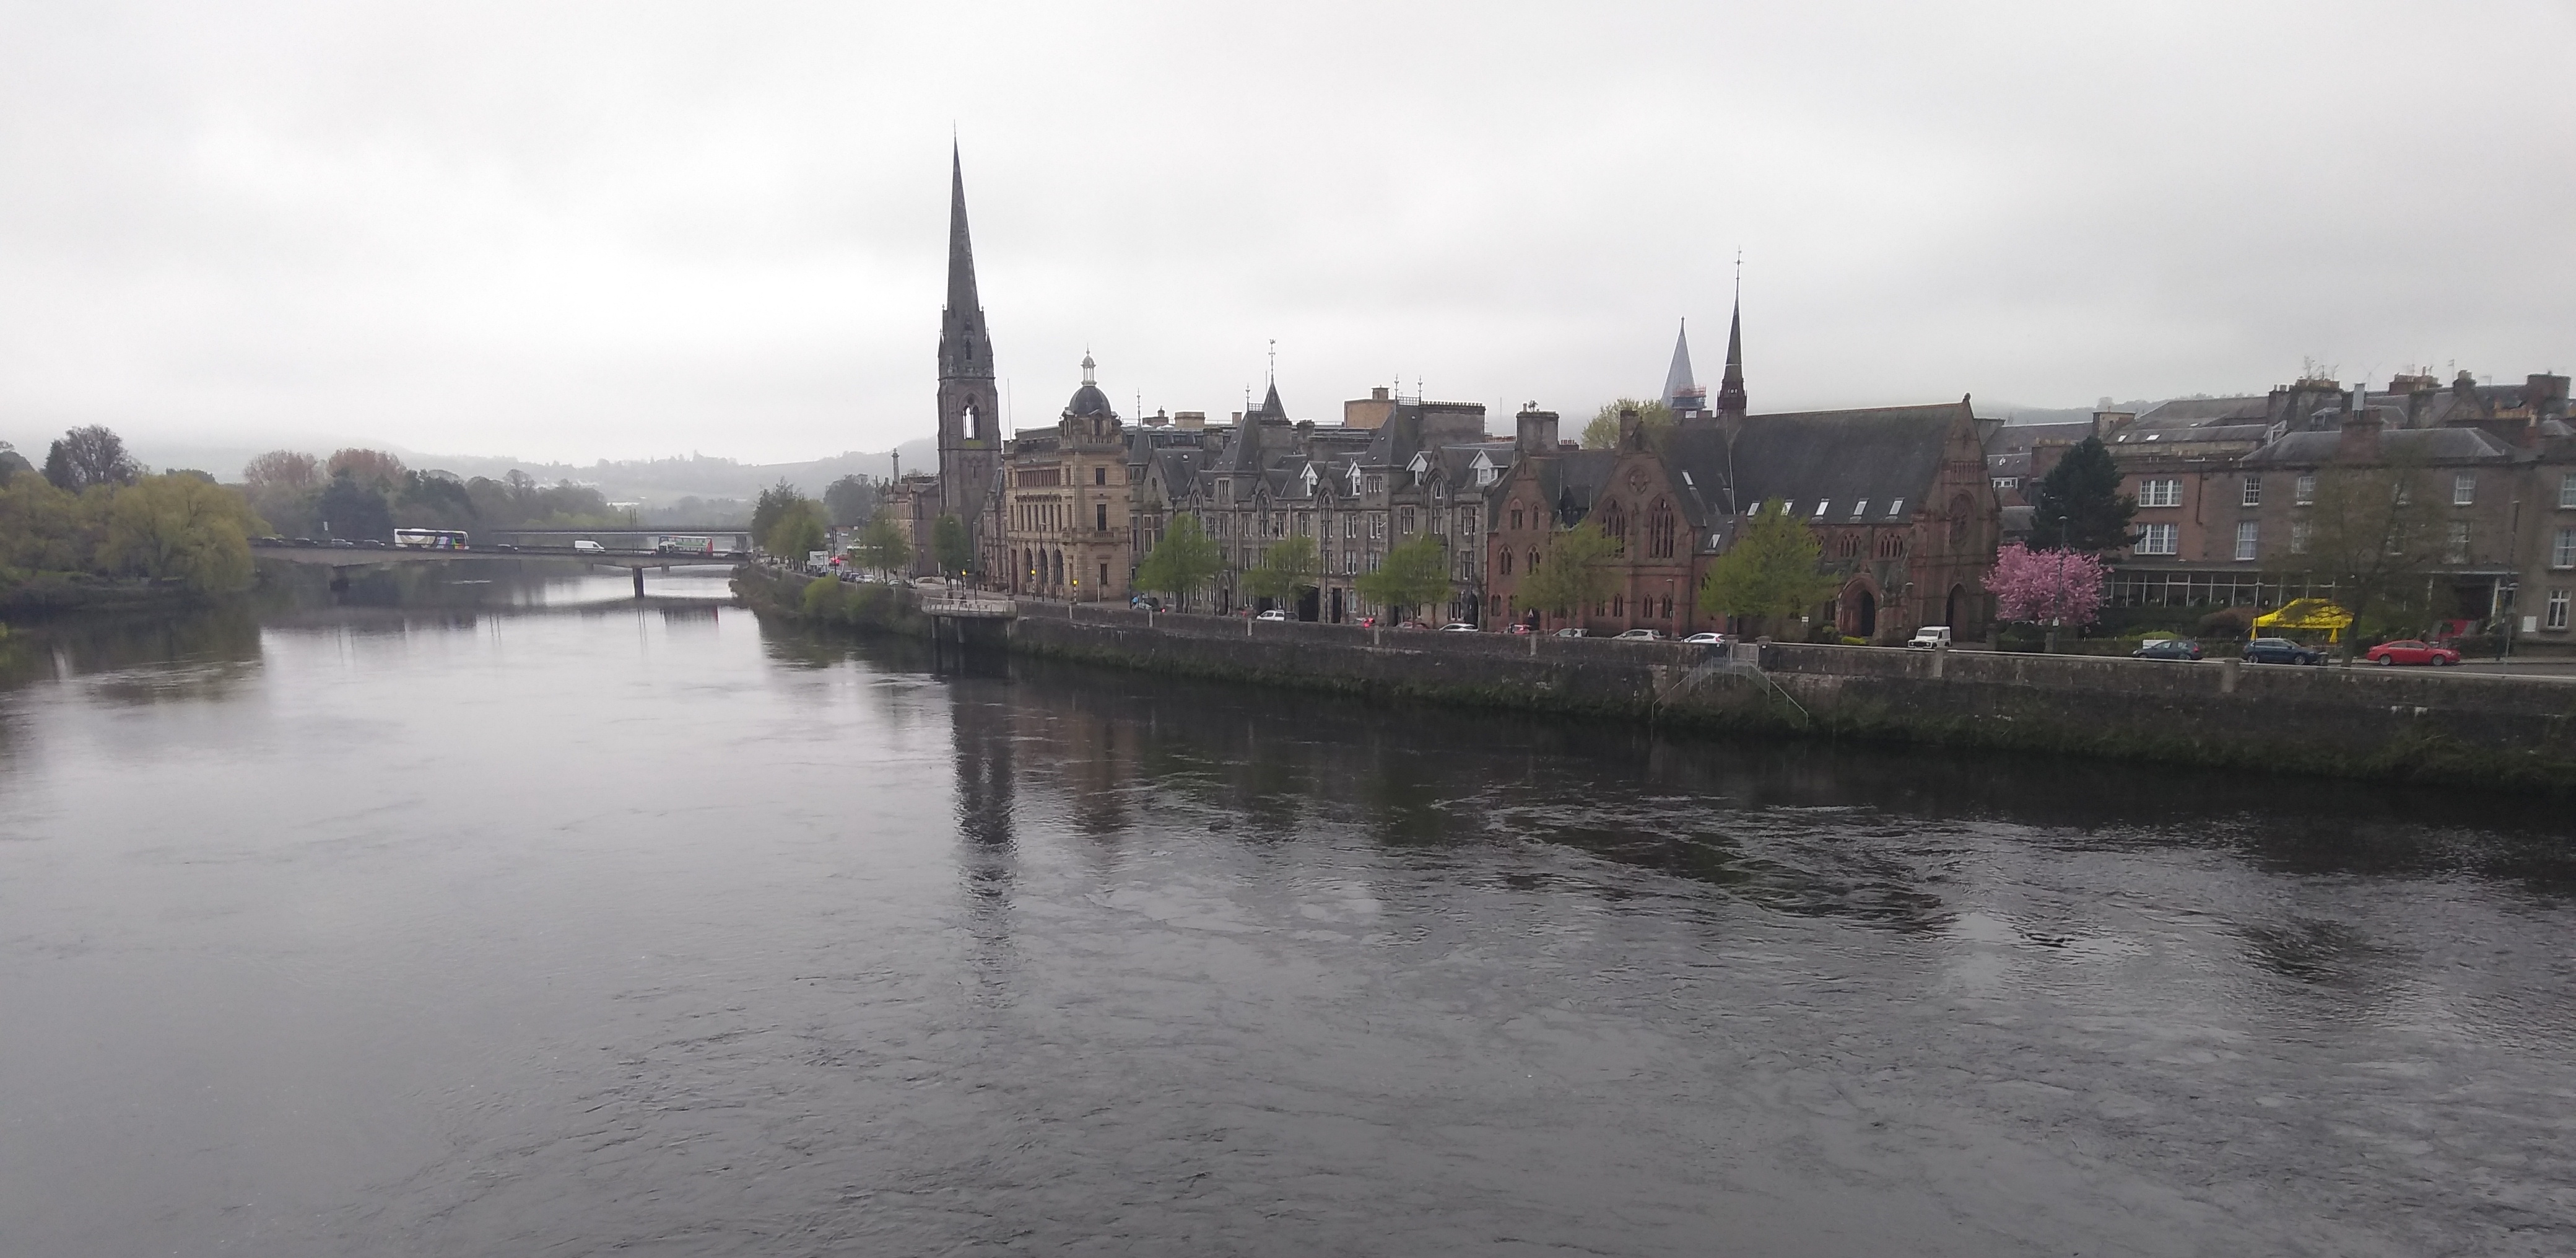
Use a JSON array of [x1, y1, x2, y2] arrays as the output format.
[[118, 435, 940, 510]]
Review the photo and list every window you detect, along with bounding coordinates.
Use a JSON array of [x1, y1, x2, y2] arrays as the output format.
[[2447, 522, 2469, 564], [2296, 474, 2317, 505], [2291, 521, 2311, 554], [1648, 501, 1676, 558], [1991, 477, 2019, 491], [1886, 498, 1905, 517], [2242, 475, 2262, 507], [1095, 466, 1107, 486], [1527, 548, 1540, 574], [1851, 499, 1869, 519], [2137, 523, 2178, 555], [2234, 520, 2258, 561], [2550, 589, 2570, 631], [2453, 472, 2476, 505], [1510, 503, 1525, 530], [2556, 528, 2576, 569], [1458, 507, 1474, 536], [1499, 550, 1513, 575], [2138, 478, 2181, 508], [1811, 500, 1829, 517], [1095, 503, 1108, 531], [1370, 515, 1386, 540], [1344, 516, 1357, 539], [1399, 507, 1416, 535], [2561, 473, 2576, 509]]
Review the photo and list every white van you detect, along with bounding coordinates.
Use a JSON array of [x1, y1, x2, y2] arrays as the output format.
[[572, 539, 605, 554], [1906, 626, 1952, 650]]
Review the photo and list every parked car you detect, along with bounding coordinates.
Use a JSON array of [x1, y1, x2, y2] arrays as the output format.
[[1614, 628, 1664, 641], [1508, 622, 1534, 635], [1357, 615, 1377, 628], [1552, 627, 1586, 639], [328, 538, 357, 548], [2364, 639, 2461, 667], [1682, 632, 1728, 645], [253, 535, 285, 547], [2130, 638, 2204, 661], [1255, 608, 1289, 622], [1397, 619, 1431, 630], [1438, 622, 1477, 633], [290, 537, 316, 546], [2242, 637, 2327, 665], [1905, 626, 1952, 650], [572, 539, 605, 554], [359, 538, 389, 549]]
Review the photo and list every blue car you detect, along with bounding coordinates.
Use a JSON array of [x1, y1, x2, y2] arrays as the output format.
[[2131, 639, 2203, 661]]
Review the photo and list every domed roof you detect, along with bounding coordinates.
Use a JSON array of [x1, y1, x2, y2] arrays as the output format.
[[1064, 352, 1114, 417], [1066, 382, 1113, 417]]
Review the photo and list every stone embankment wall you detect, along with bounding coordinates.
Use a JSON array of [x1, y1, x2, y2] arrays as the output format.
[[737, 572, 2576, 790], [1002, 603, 2576, 792]]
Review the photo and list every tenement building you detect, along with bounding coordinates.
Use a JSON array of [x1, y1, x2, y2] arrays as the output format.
[[2030, 369, 2576, 637]]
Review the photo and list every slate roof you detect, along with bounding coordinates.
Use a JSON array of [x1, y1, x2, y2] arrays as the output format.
[[2240, 426, 2517, 466], [2135, 396, 2269, 425], [1668, 403, 1970, 520]]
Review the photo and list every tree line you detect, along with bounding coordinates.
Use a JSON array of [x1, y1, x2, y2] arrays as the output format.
[[1, 426, 266, 600]]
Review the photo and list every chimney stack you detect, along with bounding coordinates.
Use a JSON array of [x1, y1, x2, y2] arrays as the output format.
[[2338, 409, 2383, 463], [1617, 405, 1642, 450], [1514, 404, 1560, 455]]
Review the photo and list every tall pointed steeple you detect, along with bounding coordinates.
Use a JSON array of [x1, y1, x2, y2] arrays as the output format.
[[934, 142, 1003, 552], [1663, 320, 1697, 404], [1714, 287, 1747, 419], [939, 142, 994, 380]]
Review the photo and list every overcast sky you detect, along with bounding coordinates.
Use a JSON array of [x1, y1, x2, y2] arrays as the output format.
[[3, 2, 2571, 467]]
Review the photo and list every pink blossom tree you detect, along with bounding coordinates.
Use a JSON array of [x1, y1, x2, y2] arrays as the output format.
[[1983, 543, 2106, 652]]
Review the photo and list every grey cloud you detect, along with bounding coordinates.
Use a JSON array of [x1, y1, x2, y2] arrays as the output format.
[[1, 1, 2570, 466]]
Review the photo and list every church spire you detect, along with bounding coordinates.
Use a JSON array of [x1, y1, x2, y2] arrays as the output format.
[[1664, 318, 1704, 414], [1715, 283, 1747, 419], [939, 142, 994, 380]]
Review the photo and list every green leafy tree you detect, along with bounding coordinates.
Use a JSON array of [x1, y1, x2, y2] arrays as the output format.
[[0, 441, 32, 484], [0, 476, 107, 578], [931, 513, 973, 577], [2029, 435, 2138, 553], [1135, 512, 1222, 610], [98, 474, 266, 592], [1244, 533, 1321, 608], [764, 496, 830, 561], [751, 479, 802, 547], [1699, 499, 1842, 636], [1355, 534, 1453, 622], [1579, 399, 1677, 452], [823, 474, 877, 527], [315, 473, 394, 540], [849, 509, 908, 577], [1515, 522, 1621, 621], [2295, 458, 2447, 662]]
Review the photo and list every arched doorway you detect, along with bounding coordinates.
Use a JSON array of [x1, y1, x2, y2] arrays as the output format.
[[1946, 583, 1967, 632], [1852, 588, 1878, 639]]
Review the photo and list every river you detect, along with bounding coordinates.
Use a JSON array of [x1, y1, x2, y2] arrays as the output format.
[[1, 564, 2570, 1256]]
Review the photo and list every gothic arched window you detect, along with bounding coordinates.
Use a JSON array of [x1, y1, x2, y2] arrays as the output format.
[[1647, 498, 1676, 559], [1599, 500, 1629, 556]]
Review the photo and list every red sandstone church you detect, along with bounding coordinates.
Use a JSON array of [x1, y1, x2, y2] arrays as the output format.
[[1483, 305, 2003, 643]]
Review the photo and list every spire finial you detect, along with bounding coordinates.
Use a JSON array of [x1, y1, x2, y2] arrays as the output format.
[[1267, 338, 1276, 386], [1081, 349, 1095, 385]]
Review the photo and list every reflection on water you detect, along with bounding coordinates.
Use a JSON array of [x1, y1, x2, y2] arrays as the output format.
[[0, 597, 2570, 1257]]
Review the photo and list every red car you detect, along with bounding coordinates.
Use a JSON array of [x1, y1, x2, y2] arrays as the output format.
[[2364, 639, 2461, 666]]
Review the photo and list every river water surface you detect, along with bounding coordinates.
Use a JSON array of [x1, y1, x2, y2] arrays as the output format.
[[2, 566, 2572, 1256]]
